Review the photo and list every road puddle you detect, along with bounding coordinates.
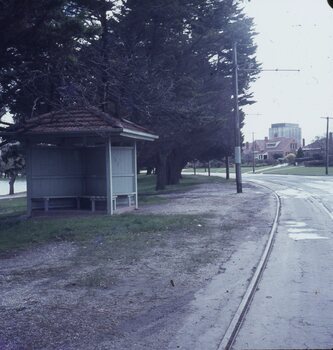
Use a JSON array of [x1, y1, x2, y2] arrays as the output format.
[[277, 189, 310, 199], [304, 181, 333, 195], [284, 221, 307, 227], [288, 233, 329, 241], [287, 228, 317, 233], [284, 221, 329, 240]]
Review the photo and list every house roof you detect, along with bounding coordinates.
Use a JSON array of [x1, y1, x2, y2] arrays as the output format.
[[266, 137, 297, 152], [244, 137, 298, 155], [0, 108, 158, 142], [253, 140, 266, 151], [303, 139, 325, 150]]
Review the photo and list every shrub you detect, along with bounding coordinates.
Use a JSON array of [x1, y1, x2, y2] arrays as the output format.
[[304, 160, 325, 167]]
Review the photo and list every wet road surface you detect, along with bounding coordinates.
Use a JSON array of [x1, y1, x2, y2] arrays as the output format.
[[233, 174, 333, 349]]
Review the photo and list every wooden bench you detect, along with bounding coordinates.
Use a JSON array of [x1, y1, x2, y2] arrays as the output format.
[[33, 195, 117, 212], [34, 196, 81, 212], [114, 192, 136, 206], [79, 195, 117, 212]]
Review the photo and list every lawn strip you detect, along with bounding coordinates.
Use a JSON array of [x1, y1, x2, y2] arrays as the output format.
[[0, 174, 222, 253], [258, 166, 333, 176], [0, 213, 201, 253], [138, 174, 226, 196], [0, 197, 27, 217]]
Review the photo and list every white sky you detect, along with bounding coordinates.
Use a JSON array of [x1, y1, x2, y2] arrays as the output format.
[[242, 0, 333, 144]]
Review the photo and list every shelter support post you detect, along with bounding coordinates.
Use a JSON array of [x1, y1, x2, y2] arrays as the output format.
[[25, 142, 33, 216], [106, 138, 114, 215], [134, 141, 138, 209]]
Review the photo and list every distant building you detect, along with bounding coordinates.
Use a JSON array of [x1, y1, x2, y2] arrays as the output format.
[[243, 136, 299, 163], [303, 132, 333, 160], [269, 123, 302, 146]]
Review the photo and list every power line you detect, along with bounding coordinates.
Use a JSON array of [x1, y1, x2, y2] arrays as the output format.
[[240, 68, 300, 72], [232, 43, 300, 194]]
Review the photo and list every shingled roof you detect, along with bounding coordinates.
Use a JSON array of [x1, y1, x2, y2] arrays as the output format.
[[0, 108, 158, 141]]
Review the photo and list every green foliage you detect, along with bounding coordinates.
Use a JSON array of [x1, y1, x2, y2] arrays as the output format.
[[272, 153, 282, 160], [296, 147, 304, 158], [0, 143, 25, 175], [0, 143, 25, 194], [0, 0, 99, 119], [284, 153, 296, 165], [115, 0, 259, 188], [0, 0, 259, 189]]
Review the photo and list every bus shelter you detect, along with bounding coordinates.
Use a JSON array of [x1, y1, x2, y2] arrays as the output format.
[[0, 108, 158, 216]]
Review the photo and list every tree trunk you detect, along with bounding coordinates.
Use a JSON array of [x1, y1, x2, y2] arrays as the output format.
[[9, 173, 16, 195], [156, 151, 168, 190], [168, 168, 180, 185], [146, 167, 153, 176], [225, 156, 230, 180], [179, 160, 187, 180], [167, 163, 181, 185], [166, 152, 184, 185]]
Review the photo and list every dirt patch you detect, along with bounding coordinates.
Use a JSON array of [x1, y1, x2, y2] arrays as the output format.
[[0, 181, 275, 350]]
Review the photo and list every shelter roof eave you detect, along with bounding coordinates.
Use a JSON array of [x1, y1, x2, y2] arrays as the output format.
[[120, 128, 159, 141], [0, 128, 158, 142], [0, 107, 159, 143]]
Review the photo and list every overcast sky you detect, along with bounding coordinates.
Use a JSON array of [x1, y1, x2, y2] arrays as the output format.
[[242, 0, 333, 144]]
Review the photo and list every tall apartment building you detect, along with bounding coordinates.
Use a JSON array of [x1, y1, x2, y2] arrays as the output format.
[[269, 123, 302, 146]]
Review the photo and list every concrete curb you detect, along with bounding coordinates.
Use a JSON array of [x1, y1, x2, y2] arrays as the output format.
[[217, 182, 281, 350], [0, 192, 26, 200]]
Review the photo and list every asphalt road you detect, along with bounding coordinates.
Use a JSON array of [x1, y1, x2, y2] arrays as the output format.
[[233, 174, 333, 349]]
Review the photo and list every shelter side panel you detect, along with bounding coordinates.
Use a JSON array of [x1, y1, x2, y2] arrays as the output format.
[[30, 147, 84, 197], [112, 147, 135, 194], [83, 147, 106, 196]]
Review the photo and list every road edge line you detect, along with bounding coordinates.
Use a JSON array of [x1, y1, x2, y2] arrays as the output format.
[[217, 182, 281, 350]]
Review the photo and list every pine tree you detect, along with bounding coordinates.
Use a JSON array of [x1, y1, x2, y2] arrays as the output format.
[[0, 0, 259, 191], [0, 0, 98, 119], [113, 0, 259, 189]]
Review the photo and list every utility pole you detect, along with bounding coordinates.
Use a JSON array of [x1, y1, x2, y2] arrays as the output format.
[[232, 42, 299, 194], [321, 117, 333, 175], [252, 132, 256, 173], [326, 117, 329, 175], [233, 43, 242, 193], [245, 115, 261, 174]]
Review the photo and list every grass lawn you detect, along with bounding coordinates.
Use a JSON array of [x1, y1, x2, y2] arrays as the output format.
[[0, 212, 198, 253], [0, 197, 27, 217], [138, 173, 226, 195], [258, 166, 333, 176], [0, 174, 224, 253], [182, 167, 236, 174], [182, 165, 333, 176], [182, 165, 272, 174]]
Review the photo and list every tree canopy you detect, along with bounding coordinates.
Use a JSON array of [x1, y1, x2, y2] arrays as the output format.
[[0, 0, 259, 189]]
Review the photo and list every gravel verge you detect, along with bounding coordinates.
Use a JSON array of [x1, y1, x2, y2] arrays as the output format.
[[0, 180, 276, 350]]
